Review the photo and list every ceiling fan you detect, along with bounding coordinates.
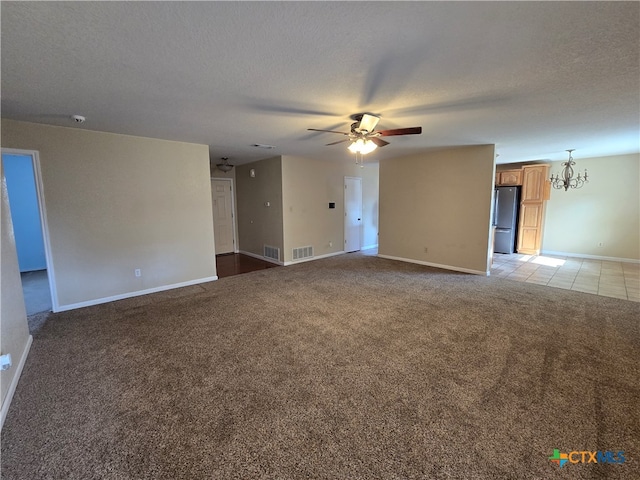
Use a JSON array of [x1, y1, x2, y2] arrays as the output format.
[[307, 113, 422, 153], [216, 157, 234, 172]]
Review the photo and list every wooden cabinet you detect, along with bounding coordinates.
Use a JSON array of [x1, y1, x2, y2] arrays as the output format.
[[521, 165, 547, 201], [493, 164, 550, 255], [517, 203, 544, 253], [496, 169, 522, 186], [517, 164, 550, 255]]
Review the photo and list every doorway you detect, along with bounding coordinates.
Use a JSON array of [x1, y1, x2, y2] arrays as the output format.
[[344, 176, 362, 253], [211, 178, 236, 255], [1, 149, 56, 314]]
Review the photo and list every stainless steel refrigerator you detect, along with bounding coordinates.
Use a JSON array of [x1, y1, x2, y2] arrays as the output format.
[[493, 186, 520, 254]]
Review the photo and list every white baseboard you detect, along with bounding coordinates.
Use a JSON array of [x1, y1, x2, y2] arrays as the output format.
[[541, 250, 640, 264], [1, 334, 32, 432], [362, 244, 379, 250], [284, 251, 346, 266], [377, 254, 489, 276], [55, 276, 218, 312], [239, 250, 285, 266]]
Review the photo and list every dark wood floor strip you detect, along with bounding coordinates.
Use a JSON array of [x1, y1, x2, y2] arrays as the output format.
[[216, 253, 279, 278]]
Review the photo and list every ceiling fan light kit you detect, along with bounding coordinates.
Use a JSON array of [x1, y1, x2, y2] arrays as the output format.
[[308, 113, 422, 159], [216, 157, 234, 172], [348, 138, 377, 155]]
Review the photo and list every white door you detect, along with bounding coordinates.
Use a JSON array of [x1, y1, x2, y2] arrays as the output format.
[[211, 179, 235, 255], [344, 176, 362, 253]]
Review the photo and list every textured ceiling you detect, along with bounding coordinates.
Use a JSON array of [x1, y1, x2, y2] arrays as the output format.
[[1, 1, 638, 165]]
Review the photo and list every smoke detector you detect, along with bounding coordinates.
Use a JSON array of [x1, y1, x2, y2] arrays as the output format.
[[71, 115, 86, 124]]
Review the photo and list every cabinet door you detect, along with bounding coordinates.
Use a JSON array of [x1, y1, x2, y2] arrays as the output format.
[[517, 164, 550, 255], [521, 166, 547, 202], [517, 202, 544, 254], [499, 170, 522, 186]]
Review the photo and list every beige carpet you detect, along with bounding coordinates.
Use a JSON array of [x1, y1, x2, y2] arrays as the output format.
[[2, 253, 639, 479]]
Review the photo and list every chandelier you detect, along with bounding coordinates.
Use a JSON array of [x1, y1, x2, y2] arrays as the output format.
[[550, 149, 588, 191]]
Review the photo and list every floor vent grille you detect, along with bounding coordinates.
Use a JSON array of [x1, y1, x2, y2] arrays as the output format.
[[264, 245, 280, 261], [293, 246, 314, 261]]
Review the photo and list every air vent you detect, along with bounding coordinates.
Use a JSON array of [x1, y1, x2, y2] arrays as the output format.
[[264, 245, 280, 261], [252, 143, 276, 149], [292, 246, 314, 261]]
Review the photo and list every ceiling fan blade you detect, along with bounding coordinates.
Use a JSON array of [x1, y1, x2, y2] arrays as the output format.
[[326, 139, 351, 146], [307, 128, 350, 135], [358, 114, 380, 133], [377, 126, 422, 137], [370, 137, 390, 147]]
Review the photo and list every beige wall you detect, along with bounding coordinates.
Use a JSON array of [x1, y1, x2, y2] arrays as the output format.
[[1, 120, 216, 310], [236, 156, 284, 260], [281, 156, 365, 263], [379, 145, 496, 274], [361, 163, 379, 249], [1, 161, 32, 426], [235, 155, 379, 265], [542, 153, 640, 260]]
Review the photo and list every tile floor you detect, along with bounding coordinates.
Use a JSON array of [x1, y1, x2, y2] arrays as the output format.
[[491, 253, 640, 302], [21, 269, 52, 315]]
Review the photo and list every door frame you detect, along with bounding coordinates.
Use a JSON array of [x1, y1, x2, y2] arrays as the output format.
[[2, 148, 59, 312], [344, 176, 363, 253], [210, 177, 238, 254]]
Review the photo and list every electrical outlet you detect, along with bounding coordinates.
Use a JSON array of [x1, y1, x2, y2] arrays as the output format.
[[135, 268, 142, 277], [0, 354, 12, 371], [329, 241, 333, 247], [424, 247, 429, 253], [597, 242, 604, 247]]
